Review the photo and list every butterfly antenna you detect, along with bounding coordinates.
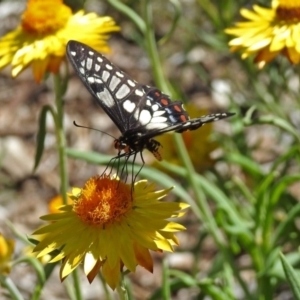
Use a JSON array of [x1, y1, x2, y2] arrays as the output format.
[[73, 121, 117, 140]]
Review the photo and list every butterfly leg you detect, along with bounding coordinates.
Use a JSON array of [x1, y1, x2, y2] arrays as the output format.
[[119, 152, 132, 182], [132, 151, 145, 184], [101, 156, 114, 176], [102, 154, 120, 177]]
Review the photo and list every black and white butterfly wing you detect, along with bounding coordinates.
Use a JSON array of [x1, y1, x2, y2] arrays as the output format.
[[122, 84, 234, 139], [67, 40, 193, 136], [67, 40, 234, 150], [67, 40, 152, 134]]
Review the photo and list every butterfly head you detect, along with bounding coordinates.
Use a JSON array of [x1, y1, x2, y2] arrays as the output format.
[[114, 139, 131, 154]]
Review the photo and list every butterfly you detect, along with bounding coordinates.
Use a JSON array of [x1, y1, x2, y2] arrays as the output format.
[[67, 40, 234, 177]]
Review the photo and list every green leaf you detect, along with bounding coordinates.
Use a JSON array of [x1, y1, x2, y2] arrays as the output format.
[[33, 105, 56, 171], [168, 270, 233, 300], [107, 0, 146, 34], [270, 175, 300, 206], [224, 152, 263, 179], [245, 114, 300, 143], [280, 252, 300, 299]]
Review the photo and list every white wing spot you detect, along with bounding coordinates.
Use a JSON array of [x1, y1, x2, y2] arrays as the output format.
[[97, 57, 103, 63], [86, 58, 93, 70], [152, 104, 159, 111], [146, 100, 151, 106], [183, 122, 191, 127], [153, 110, 165, 117], [95, 64, 100, 72], [140, 110, 151, 125], [102, 70, 110, 82], [127, 79, 136, 87], [87, 77, 95, 83], [88, 51, 94, 56], [95, 78, 102, 84], [135, 89, 144, 97], [123, 100, 136, 113], [109, 76, 121, 91], [151, 116, 168, 123], [146, 123, 168, 130], [106, 64, 113, 70], [70, 51, 76, 56], [80, 60, 85, 67], [116, 71, 124, 78], [79, 67, 85, 74], [115, 84, 130, 99], [97, 88, 115, 107]]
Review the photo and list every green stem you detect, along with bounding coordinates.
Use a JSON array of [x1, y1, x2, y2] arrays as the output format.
[[162, 259, 171, 300], [72, 271, 83, 300], [0, 275, 24, 300], [143, 0, 169, 93], [53, 73, 69, 205], [53, 73, 82, 299], [117, 273, 129, 300]]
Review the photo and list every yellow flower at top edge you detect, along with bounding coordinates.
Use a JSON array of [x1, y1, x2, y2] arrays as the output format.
[[31, 175, 189, 290], [225, 0, 300, 68], [0, 0, 120, 82]]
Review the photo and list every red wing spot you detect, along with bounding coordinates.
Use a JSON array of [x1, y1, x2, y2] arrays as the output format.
[[160, 98, 169, 106], [180, 115, 188, 122], [174, 105, 182, 112], [154, 91, 161, 97]]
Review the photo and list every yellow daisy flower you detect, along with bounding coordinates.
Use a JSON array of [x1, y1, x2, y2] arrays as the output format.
[[0, 233, 15, 274], [225, 0, 300, 67], [0, 0, 119, 82], [31, 175, 189, 290]]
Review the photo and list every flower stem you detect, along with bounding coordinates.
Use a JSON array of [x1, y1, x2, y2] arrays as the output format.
[[53, 73, 83, 299], [53, 73, 69, 205], [72, 271, 83, 300], [117, 274, 129, 300], [143, 0, 169, 93], [0, 275, 24, 300]]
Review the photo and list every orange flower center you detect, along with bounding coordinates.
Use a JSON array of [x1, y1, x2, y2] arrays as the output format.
[[276, 0, 300, 21], [73, 175, 133, 226], [21, 0, 72, 34]]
